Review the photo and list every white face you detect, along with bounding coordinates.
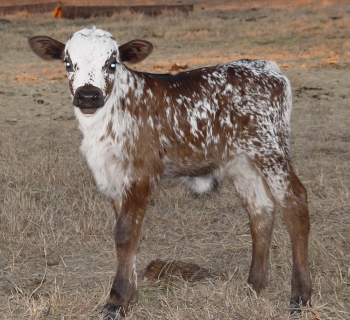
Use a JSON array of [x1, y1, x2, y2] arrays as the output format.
[[64, 28, 119, 99]]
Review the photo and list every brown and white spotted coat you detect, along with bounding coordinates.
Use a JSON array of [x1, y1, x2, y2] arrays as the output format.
[[28, 28, 312, 319]]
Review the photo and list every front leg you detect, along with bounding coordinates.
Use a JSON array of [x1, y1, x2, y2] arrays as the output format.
[[103, 181, 151, 319]]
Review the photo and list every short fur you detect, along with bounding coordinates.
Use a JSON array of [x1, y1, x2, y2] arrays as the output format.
[[28, 28, 312, 319]]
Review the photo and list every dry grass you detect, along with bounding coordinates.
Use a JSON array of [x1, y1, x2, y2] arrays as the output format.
[[1, 1, 350, 319], [1, 0, 350, 9]]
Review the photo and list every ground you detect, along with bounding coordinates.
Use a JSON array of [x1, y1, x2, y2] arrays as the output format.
[[0, 0, 349, 319]]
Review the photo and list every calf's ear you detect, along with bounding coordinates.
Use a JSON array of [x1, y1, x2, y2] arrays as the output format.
[[28, 36, 65, 61], [119, 39, 153, 64]]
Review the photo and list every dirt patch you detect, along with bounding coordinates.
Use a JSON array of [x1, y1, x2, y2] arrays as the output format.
[[139, 259, 226, 284]]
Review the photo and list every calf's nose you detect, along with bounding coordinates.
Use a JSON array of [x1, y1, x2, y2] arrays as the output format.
[[73, 86, 104, 112]]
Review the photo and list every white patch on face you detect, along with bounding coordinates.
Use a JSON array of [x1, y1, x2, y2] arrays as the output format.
[[64, 28, 118, 96]]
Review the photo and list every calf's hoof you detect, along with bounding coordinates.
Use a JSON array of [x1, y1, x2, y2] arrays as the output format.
[[101, 303, 125, 320], [290, 296, 311, 314]]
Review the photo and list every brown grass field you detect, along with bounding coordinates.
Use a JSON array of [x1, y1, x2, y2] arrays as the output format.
[[0, 0, 350, 319]]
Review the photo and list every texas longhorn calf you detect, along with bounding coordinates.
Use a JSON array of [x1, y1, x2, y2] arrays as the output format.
[[29, 28, 312, 318]]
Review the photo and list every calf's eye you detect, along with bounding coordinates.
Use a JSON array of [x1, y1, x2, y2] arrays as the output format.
[[64, 60, 72, 71], [109, 62, 117, 70]]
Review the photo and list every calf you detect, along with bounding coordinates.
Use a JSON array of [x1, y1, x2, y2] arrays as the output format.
[[28, 27, 312, 318]]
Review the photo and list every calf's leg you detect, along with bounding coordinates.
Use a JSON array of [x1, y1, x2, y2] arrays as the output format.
[[229, 155, 276, 292], [260, 161, 312, 312], [103, 181, 151, 319], [278, 168, 311, 311]]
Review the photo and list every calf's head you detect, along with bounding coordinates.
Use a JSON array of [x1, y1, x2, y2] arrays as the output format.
[[29, 28, 153, 114]]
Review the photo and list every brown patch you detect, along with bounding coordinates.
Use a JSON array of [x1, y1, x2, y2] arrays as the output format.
[[138, 259, 226, 284], [152, 63, 188, 74], [170, 63, 188, 73], [106, 120, 115, 140]]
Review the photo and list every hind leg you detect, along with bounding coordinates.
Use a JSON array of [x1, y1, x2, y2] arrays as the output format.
[[277, 168, 311, 310], [257, 159, 312, 310], [229, 155, 276, 292]]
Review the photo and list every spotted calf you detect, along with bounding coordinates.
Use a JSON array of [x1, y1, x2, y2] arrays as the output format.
[[29, 28, 312, 318]]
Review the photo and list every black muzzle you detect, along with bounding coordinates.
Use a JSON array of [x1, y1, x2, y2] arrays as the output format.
[[73, 85, 104, 114]]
